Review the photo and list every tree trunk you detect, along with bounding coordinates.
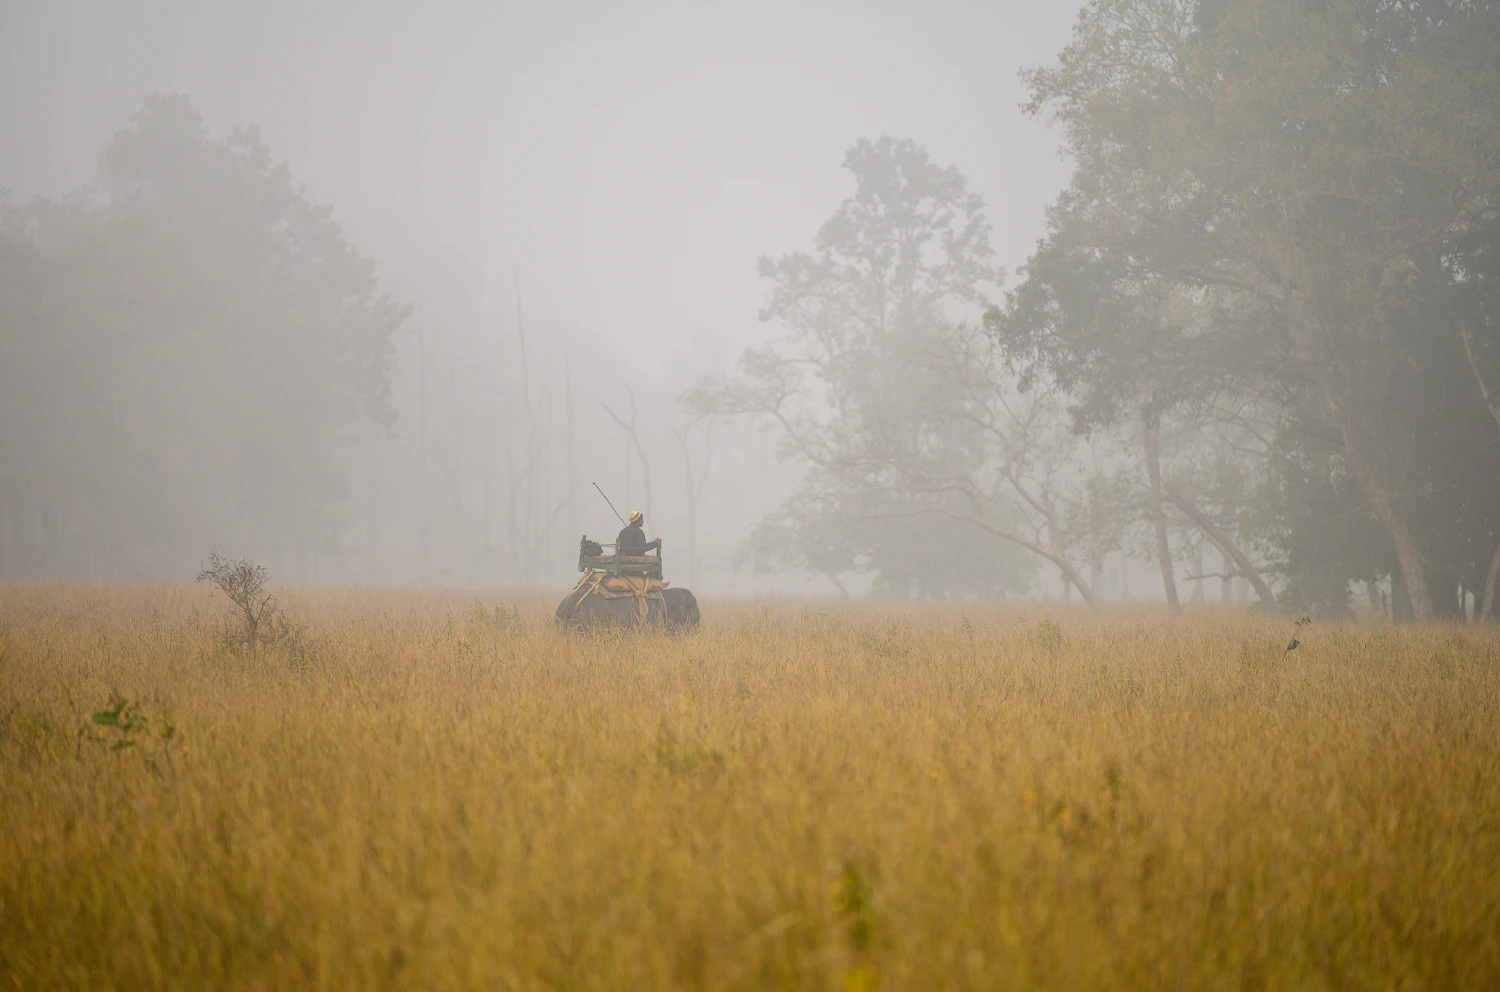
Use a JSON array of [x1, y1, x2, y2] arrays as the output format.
[[366, 448, 381, 582], [1, 498, 11, 580], [43, 500, 60, 580], [1458, 323, 1500, 624], [1141, 410, 1180, 613], [418, 320, 429, 585], [483, 431, 494, 584], [1163, 486, 1276, 606], [678, 430, 700, 592], [1460, 321, 1500, 434], [1391, 569, 1414, 624], [603, 388, 653, 527], [1481, 539, 1500, 622], [1051, 556, 1097, 610], [899, 507, 1099, 610], [1429, 574, 1462, 621], [1345, 454, 1434, 623], [565, 360, 580, 557]]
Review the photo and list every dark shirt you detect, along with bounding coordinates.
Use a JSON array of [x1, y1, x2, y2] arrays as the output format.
[[617, 522, 657, 555]]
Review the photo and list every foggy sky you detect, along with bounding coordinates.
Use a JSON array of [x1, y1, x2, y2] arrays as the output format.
[[0, 0, 1082, 359]]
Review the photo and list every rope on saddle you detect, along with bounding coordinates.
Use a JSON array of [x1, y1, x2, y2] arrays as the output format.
[[568, 572, 662, 621], [569, 571, 604, 613]]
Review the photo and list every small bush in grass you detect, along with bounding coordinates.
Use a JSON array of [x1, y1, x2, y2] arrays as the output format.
[[196, 550, 294, 653]]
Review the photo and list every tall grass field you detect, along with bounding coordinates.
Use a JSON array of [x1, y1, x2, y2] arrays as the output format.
[[2, 585, 1497, 989]]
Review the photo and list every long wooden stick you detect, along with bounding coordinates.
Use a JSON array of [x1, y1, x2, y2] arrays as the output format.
[[592, 482, 626, 526]]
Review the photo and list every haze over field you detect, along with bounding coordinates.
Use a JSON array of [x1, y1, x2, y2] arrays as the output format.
[[3, 0, 1499, 623], [2, 0, 1086, 595]]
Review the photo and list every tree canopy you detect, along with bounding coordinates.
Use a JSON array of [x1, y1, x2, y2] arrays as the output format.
[[0, 95, 405, 580], [689, 137, 1083, 600], [995, 0, 1500, 620], [701, 2, 1500, 616]]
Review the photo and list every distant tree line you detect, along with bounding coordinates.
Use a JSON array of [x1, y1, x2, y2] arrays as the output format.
[[0, 95, 404, 580], [7, 1, 1498, 616], [0, 94, 748, 589], [696, 0, 1500, 620]]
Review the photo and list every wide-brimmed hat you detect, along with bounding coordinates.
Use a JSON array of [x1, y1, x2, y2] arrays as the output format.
[[628, 510, 643, 524]]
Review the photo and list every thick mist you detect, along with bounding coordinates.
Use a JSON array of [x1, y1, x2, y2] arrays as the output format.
[[4, 0, 1499, 623], [0, 0, 1080, 594]]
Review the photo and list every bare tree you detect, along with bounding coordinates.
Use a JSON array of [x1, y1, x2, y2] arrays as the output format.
[[564, 356, 581, 547], [503, 275, 575, 583], [602, 385, 654, 525], [672, 417, 714, 589], [196, 551, 287, 650], [1141, 406, 1181, 613], [878, 331, 1102, 608], [1460, 322, 1500, 621], [418, 318, 429, 582], [727, 321, 1105, 608], [688, 137, 1050, 599]]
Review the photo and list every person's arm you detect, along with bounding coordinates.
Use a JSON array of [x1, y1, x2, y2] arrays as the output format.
[[616, 529, 658, 555]]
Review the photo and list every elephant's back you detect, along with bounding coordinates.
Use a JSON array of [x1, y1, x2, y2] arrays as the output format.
[[555, 581, 669, 630]]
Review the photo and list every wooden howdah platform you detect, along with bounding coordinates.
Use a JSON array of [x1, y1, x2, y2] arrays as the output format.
[[577, 539, 663, 581]]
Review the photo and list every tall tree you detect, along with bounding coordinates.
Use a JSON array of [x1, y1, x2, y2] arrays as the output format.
[[0, 94, 405, 579], [688, 136, 1088, 600], [999, 0, 1500, 620]]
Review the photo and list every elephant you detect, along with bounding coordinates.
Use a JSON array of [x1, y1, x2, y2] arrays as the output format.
[[554, 573, 699, 632], [663, 587, 700, 628]]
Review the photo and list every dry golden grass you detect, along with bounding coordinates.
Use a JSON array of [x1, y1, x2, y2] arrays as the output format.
[[1, 584, 1497, 990]]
